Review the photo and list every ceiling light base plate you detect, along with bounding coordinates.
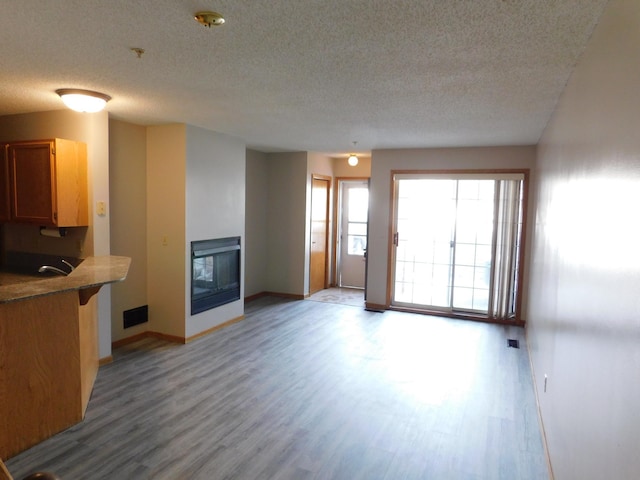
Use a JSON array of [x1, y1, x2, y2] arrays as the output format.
[[194, 11, 225, 27]]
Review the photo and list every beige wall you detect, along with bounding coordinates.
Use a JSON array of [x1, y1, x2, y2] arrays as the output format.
[[266, 152, 308, 295], [527, 0, 640, 478], [245, 149, 269, 297], [366, 146, 536, 308], [146, 124, 187, 338], [332, 155, 371, 178], [244, 152, 373, 298], [0, 109, 112, 358], [109, 120, 147, 342]]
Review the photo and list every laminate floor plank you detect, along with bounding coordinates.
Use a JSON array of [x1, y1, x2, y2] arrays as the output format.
[[6, 296, 548, 479]]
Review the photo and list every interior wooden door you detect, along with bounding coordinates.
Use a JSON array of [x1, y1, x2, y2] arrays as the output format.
[[310, 176, 330, 294]]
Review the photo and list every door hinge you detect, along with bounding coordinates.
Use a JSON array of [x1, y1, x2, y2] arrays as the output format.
[[393, 232, 399, 246]]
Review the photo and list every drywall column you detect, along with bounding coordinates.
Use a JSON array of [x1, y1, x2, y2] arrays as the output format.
[[146, 124, 187, 339]]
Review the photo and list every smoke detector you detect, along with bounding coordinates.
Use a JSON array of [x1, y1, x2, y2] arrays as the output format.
[[194, 11, 225, 27]]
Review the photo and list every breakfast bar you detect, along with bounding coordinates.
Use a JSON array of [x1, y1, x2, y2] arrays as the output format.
[[0, 256, 130, 459]]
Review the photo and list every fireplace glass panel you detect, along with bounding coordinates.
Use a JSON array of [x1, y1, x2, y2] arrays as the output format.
[[191, 237, 240, 315]]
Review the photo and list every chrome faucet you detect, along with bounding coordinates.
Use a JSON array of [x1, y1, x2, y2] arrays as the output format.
[[38, 265, 69, 276], [61, 259, 75, 272]]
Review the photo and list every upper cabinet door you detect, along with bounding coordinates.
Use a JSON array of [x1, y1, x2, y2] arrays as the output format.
[[8, 141, 56, 224], [0, 145, 10, 222], [6, 139, 88, 227]]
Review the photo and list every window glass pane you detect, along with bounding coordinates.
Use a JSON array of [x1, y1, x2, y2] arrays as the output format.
[[453, 287, 473, 309], [476, 222, 494, 245], [454, 265, 475, 288], [348, 223, 367, 236], [455, 243, 476, 266], [474, 266, 491, 289], [475, 245, 492, 267], [348, 235, 366, 255], [348, 188, 369, 222], [431, 284, 450, 307], [432, 241, 452, 264], [457, 180, 480, 199], [432, 264, 451, 286], [473, 288, 489, 311]]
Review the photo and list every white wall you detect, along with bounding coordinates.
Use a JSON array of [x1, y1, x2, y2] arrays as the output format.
[[109, 119, 147, 342], [266, 152, 308, 295], [367, 146, 536, 309], [527, 1, 640, 478], [0, 109, 112, 358], [185, 125, 245, 337], [245, 149, 269, 297]]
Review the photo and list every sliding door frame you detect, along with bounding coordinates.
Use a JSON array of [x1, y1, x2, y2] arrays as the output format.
[[387, 169, 530, 325]]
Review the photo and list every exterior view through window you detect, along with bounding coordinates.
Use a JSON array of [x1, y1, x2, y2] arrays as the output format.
[[391, 173, 525, 321], [347, 186, 368, 256]]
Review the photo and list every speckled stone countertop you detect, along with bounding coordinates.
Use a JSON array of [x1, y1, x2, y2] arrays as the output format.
[[0, 256, 131, 304]]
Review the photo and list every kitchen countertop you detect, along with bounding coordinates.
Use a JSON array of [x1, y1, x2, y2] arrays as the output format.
[[0, 255, 131, 304]]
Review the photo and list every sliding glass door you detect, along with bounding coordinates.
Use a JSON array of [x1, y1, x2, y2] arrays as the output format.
[[391, 173, 524, 320]]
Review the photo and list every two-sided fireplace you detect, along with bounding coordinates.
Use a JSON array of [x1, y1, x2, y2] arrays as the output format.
[[191, 236, 241, 315]]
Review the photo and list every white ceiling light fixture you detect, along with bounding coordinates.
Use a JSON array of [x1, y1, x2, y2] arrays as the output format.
[[56, 88, 111, 113], [347, 141, 359, 166]]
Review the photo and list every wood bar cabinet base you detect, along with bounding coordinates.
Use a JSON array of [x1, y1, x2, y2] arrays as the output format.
[[0, 291, 98, 459]]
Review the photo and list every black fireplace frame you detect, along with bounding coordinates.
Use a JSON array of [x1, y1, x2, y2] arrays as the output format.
[[191, 236, 241, 315]]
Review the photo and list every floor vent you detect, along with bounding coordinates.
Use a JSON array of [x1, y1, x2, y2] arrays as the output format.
[[507, 339, 520, 349], [123, 305, 149, 329]]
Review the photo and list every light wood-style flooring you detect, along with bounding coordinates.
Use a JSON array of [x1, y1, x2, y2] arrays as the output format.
[[6, 296, 548, 479]]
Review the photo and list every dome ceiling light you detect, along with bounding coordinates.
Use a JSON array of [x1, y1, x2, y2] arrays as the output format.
[[56, 88, 111, 113], [347, 141, 359, 166], [194, 11, 225, 27]]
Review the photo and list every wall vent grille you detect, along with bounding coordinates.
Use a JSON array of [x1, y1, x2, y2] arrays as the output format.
[[123, 305, 149, 329]]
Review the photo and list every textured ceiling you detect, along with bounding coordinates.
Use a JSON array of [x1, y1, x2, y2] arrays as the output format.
[[0, 1, 608, 154]]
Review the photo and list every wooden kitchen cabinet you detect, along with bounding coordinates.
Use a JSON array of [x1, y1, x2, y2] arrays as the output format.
[[4, 138, 88, 226], [0, 148, 9, 222]]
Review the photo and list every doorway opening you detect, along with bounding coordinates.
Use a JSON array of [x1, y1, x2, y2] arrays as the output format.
[[390, 172, 527, 322]]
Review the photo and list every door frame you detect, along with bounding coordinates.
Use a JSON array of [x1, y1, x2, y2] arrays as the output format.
[[332, 177, 370, 288], [309, 174, 332, 294], [387, 169, 530, 325], [335, 178, 369, 289]]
